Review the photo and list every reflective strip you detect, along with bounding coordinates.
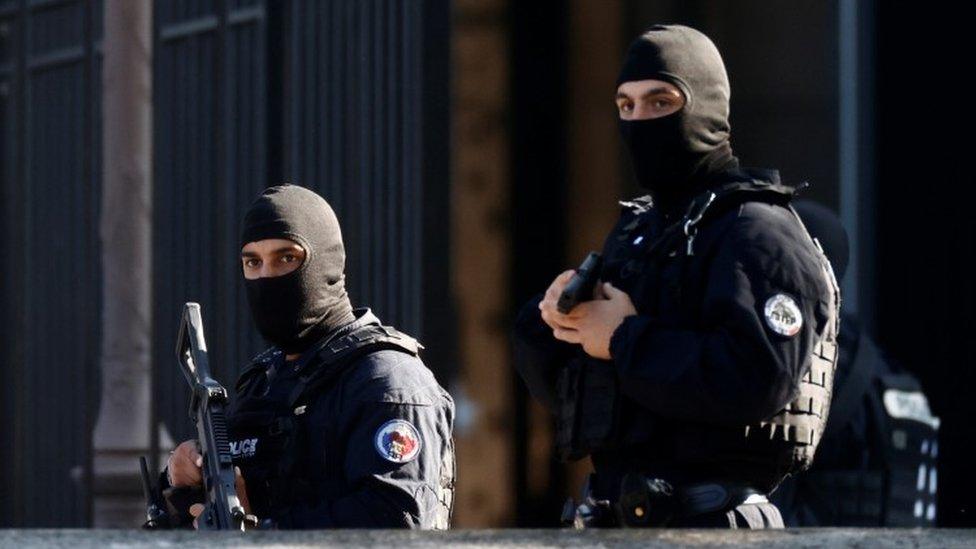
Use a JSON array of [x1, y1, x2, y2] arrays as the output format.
[[883, 389, 941, 429]]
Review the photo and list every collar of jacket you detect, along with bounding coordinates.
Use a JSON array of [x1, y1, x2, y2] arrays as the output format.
[[683, 168, 801, 226], [623, 168, 800, 216], [290, 307, 381, 373], [707, 166, 801, 195], [650, 167, 803, 256]]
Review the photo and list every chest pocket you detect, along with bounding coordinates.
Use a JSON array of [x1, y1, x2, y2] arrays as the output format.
[[228, 399, 310, 516], [603, 216, 658, 306], [607, 234, 689, 321]]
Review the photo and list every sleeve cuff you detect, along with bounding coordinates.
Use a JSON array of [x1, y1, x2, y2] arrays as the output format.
[[609, 314, 635, 360], [609, 314, 657, 364], [513, 294, 568, 354]]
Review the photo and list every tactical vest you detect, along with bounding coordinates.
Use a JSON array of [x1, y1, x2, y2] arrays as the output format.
[[553, 184, 841, 478], [785, 336, 939, 526], [228, 322, 453, 528], [743, 204, 841, 474]]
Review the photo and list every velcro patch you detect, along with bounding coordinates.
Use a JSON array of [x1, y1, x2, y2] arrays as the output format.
[[374, 419, 422, 463], [764, 293, 803, 337]]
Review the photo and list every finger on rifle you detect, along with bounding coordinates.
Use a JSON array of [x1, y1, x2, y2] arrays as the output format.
[[168, 441, 204, 487], [603, 281, 626, 299], [190, 441, 203, 467], [544, 270, 577, 301], [235, 467, 252, 514], [189, 503, 204, 530], [542, 285, 561, 306], [541, 306, 576, 330], [592, 279, 607, 300], [566, 300, 600, 319]]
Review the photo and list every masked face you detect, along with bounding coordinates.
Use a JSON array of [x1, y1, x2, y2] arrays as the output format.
[[616, 25, 739, 209], [240, 185, 355, 354], [615, 78, 692, 194]]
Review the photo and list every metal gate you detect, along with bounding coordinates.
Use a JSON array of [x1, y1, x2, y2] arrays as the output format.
[[0, 0, 450, 526], [0, 0, 102, 527], [151, 0, 271, 446], [152, 0, 453, 450]]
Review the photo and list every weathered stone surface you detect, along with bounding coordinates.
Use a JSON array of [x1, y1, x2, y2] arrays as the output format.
[[0, 529, 972, 548]]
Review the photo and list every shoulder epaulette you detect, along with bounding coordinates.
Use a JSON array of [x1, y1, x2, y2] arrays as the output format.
[[318, 324, 421, 364], [288, 324, 422, 408], [235, 347, 283, 393]]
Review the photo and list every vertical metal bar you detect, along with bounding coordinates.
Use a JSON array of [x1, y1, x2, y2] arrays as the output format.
[[266, 0, 286, 185], [839, 0, 859, 314], [385, 0, 396, 324], [8, 0, 28, 526], [215, 0, 229, 380], [212, 0, 225, 374], [329, 0, 342, 211], [81, 0, 96, 526], [408, 0, 422, 332]]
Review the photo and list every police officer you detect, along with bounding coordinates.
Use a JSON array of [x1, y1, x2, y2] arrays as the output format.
[[163, 184, 455, 529], [772, 201, 939, 526], [513, 24, 840, 529]]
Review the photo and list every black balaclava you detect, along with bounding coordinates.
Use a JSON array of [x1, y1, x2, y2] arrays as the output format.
[[617, 24, 740, 212], [240, 184, 355, 354], [793, 200, 850, 282]]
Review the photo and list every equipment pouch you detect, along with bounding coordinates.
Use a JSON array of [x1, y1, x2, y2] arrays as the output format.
[[554, 356, 620, 461], [576, 358, 620, 452]]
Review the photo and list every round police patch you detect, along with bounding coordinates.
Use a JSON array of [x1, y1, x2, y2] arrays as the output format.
[[764, 293, 803, 337], [374, 419, 422, 463]]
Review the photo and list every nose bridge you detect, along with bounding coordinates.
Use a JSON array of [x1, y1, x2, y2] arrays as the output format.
[[634, 101, 656, 120], [260, 259, 277, 279]]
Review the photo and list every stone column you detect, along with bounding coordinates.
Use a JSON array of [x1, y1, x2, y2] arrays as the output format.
[[92, 0, 153, 528]]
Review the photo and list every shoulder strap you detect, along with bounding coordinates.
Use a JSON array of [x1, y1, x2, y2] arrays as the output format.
[[823, 334, 879, 438], [653, 181, 797, 259], [235, 347, 283, 394], [287, 324, 422, 409]]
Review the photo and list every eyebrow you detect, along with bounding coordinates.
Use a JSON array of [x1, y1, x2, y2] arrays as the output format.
[[241, 246, 304, 258], [615, 87, 682, 101]]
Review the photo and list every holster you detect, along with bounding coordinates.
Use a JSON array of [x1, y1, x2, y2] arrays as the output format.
[[569, 473, 769, 529], [615, 473, 676, 527]]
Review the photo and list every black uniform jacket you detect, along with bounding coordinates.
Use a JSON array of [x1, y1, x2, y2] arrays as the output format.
[[514, 168, 834, 496], [164, 309, 456, 529]]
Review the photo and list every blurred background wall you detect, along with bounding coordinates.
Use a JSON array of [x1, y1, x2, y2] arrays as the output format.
[[0, 0, 972, 528]]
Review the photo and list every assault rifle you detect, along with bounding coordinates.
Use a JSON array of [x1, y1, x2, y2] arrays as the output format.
[[174, 302, 253, 531]]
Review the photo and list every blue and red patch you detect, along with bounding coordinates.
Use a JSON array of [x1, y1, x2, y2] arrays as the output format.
[[374, 419, 422, 463]]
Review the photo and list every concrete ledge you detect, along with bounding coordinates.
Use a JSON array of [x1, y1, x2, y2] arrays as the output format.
[[0, 529, 972, 548]]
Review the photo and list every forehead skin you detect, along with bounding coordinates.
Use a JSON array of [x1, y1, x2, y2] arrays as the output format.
[[241, 238, 304, 255], [615, 78, 684, 101]]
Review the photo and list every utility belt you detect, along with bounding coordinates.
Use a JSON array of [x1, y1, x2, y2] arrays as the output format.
[[563, 473, 768, 528]]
